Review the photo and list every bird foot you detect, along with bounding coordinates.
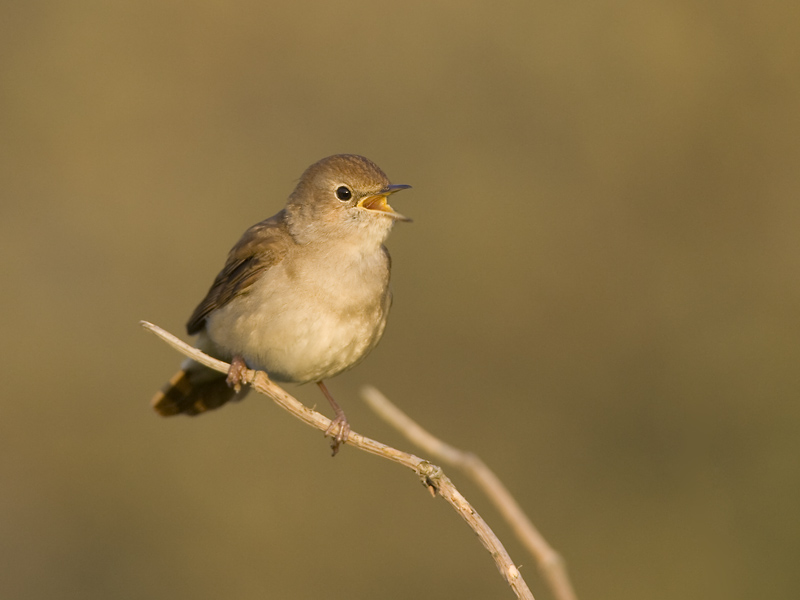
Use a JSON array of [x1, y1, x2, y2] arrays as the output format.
[[324, 414, 351, 456], [226, 355, 250, 393]]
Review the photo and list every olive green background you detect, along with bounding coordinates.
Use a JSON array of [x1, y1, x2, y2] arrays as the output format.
[[2, 2, 798, 599]]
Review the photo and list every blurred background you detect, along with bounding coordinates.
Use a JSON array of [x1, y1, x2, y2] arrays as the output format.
[[2, 1, 799, 599]]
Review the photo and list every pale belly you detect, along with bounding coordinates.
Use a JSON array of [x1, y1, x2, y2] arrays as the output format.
[[203, 258, 391, 383]]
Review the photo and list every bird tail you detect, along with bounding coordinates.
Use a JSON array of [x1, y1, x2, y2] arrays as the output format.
[[151, 367, 247, 416]]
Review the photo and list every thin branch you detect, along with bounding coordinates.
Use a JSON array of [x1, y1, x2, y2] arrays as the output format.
[[140, 321, 535, 600], [361, 385, 579, 600]]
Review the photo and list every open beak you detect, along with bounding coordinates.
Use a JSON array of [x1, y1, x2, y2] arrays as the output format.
[[358, 184, 412, 222]]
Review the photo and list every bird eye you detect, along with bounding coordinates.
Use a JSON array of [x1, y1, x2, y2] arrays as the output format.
[[335, 186, 352, 201]]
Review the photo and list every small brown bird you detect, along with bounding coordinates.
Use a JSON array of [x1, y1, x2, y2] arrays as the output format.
[[151, 154, 411, 453]]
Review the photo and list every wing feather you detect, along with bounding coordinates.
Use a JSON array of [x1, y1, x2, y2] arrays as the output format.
[[186, 211, 290, 335]]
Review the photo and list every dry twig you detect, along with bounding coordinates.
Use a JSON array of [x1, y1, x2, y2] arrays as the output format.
[[141, 320, 535, 600], [361, 386, 578, 600]]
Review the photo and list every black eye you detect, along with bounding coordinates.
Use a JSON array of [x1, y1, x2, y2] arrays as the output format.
[[335, 185, 352, 201]]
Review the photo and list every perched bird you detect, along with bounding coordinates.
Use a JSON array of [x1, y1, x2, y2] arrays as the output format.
[[151, 154, 411, 453]]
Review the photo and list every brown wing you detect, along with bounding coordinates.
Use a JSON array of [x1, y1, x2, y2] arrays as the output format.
[[186, 210, 290, 335]]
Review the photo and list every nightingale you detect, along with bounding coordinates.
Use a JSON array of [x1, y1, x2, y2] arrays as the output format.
[[151, 154, 411, 453]]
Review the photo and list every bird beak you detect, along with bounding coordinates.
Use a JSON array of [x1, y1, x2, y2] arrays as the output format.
[[358, 184, 412, 222]]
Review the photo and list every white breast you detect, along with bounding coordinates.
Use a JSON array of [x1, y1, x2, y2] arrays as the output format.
[[204, 242, 391, 383]]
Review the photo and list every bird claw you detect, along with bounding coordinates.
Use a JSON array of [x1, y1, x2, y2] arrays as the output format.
[[226, 355, 250, 393], [325, 415, 351, 456]]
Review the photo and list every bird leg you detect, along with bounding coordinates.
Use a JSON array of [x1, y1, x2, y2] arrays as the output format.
[[226, 355, 250, 393], [317, 381, 350, 455]]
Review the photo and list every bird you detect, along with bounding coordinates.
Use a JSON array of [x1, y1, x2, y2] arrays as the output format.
[[150, 154, 411, 454]]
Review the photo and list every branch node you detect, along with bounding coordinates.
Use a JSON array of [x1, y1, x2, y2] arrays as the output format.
[[416, 461, 444, 495]]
